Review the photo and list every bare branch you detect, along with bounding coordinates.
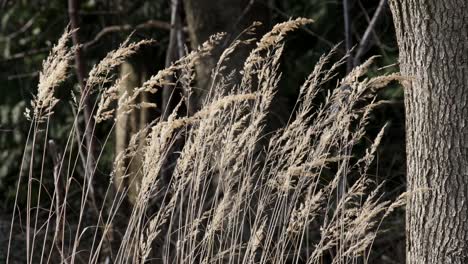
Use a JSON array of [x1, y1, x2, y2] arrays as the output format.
[[1, 47, 49, 62], [353, 0, 388, 66], [0, 14, 38, 42], [343, 0, 353, 72], [162, 0, 184, 120], [82, 20, 177, 50]]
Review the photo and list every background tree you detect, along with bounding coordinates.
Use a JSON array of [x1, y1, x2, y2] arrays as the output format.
[[1, 0, 407, 262], [389, 0, 468, 262]]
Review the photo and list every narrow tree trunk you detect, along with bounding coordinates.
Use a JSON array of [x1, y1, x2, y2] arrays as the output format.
[[389, 1, 468, 263], [68, 0, 96, 188], [115, 61, 149, 204], [162, 0, 185, 120]]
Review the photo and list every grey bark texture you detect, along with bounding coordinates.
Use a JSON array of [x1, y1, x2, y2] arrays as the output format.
[[389, 0, 468, 263]]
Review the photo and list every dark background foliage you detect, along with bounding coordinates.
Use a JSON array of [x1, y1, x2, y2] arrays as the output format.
[[0, 0, 405, 261]]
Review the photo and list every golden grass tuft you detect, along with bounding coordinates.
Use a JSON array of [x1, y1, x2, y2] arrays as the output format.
[[9, 18, 404, 264]]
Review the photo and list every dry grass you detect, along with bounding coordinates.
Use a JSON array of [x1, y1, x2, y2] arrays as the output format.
[[8, 18, 404, 264]]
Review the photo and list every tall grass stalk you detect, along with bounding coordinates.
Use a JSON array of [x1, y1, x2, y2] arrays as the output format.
[[8, 18, 404, 264]]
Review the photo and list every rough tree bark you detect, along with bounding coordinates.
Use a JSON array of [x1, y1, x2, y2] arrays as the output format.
[[389, 1, 468, 263]]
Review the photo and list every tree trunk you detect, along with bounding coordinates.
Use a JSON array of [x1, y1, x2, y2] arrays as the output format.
[[389, 1, 468, 263], [115, 61, 150, 204]]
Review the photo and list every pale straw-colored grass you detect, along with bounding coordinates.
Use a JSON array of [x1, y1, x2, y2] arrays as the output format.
[[9, 18, 404, 264]]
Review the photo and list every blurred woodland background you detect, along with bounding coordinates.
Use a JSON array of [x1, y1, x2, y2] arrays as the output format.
[[0, 0, 406, 262]]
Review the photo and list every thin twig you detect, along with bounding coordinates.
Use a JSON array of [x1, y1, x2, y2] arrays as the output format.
[[343, 0, 353, 72], [7, 71, 39, 80], [353, 0, 388, 66], [1, 47, 49, 62], [0, 14, 38, 42], [162, 0, 184, 120], [82, 20, 176, 50]]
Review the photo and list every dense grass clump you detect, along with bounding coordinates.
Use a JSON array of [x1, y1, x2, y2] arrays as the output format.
[[8, 18, 404, 264]]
